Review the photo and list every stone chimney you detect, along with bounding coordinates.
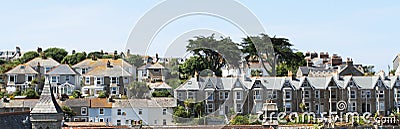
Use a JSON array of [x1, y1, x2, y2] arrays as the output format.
[[346, 58, 353, 66]]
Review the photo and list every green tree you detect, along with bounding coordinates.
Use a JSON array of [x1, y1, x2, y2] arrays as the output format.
[[173, 105, 191, 118], [166, 78, 181, 89], [363, 65, 375, 76], [152, 90, 172, 97], [44, 47, 68, 62], [61, 52, 87, 65], [230, 115, 250, 125], [98, 91, 107, 98], [183, 35, 241, 77], [19, 51, 39, 63], [23, 89, 39, 99], [241, 34, 306, 76], [62, 105, 76, 121], [125, 54, 144, 67], [128, 81, 150, 99], [72, 90, 82, 98]]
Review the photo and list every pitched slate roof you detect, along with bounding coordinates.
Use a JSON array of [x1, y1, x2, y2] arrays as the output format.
[[175, 78, 200, 91], [46, 64, 78, 75], [0, 99, 38, 108], [5, 64, 38, 74], [259, 77, 287, 90], [60, 98, 90, 107], [149, 82, 173, 90], [126, 98, 176, 108], [352, 76, 381, 89], [26, 57, 60, 67], [85, 65, 131, 77], [30, 83, 63, 114]]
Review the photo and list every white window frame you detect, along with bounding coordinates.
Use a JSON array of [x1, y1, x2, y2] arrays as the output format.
[[207, 103, 214, 113], [177, 92, 182, 99], [99, 118, 104, 122], [9, 75, 16, 83], [315, 90, 320, 98], [207, 92, 214, 101], [350, 90, 356, 99], [95, 77, 104, 85], [225, 92, 229, 99], [82, 68, 88, 74], [376, 90, 384, 98], [235, 91, 242, 100], [236, 103, 242, 113], [219, 92, 224, 100], [350, 102, 357, 112], [85, 77, 90, 85], [379, 101, 385, 111], [51, 76, 59, 83], [304, 90, 310, 99], [26, 74, 34, 82], [65, 75, 70, 82], [254, 90, 261, 100], [111, 77, 119, 84], [117, 109, 122, 115], [285, 90, 292, 100], [285, 102, 292, 112], [81, 107, 87, 115]]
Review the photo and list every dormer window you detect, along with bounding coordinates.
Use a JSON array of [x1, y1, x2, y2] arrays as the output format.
[[377, 81, 383, 87], [188, 81, 192, 85], [82, 68, 88, 74], [20, 66, 25, 69], [349, 81, 355, 87], [302, 82, 308, 87]]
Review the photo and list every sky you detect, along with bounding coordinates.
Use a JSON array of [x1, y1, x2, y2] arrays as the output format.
[[0, 1, 399, 72]]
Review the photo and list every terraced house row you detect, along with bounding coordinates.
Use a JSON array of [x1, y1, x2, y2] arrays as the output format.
[[175, 75, 400, 117], [4, 56, 136, 98]]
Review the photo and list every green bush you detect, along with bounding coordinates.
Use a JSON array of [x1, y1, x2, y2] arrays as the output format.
[[23, 89, 39, 99], [152, 90, 172, 97], [230, 115, 250, 125]]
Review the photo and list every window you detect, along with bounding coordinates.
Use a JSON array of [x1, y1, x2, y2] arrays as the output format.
[[350, 90, 356, 99], [117, 120, 121, 126], [236, 103, 242, 113], [154, 120, 157, 125], [81, 107, 87, 115], [163, 108, 167, 115], [362, 90, 371, 98], [332, 102, 337, 112], [397, 90, 400, 99], [82, 68, 88, 74], [285, 90, 292, 100], [304, 90, 310, 99], [163, 119, 167, 125], [65, 75, 70, 82], [117, 109, 122, 115], [267, 90, 277, 99], [126, 120, 129, 125], [51, 76, 59, 83], [376, 90, 384, 98], [85, 77, 90, 84], [350, 102, 356, 112], [111, 77, 119, 84], [99, 108, 104, 115], [331, 91, 337, 99], [219, 92, 224, 100], [207, 103, 213, 113], [111, 87, 117, 94], [315, 104, 320, 113], [225, 92, 229, 99], [9, 75, 16, 82], [139, 109, 142, 115], [10, 108, 14, 112], [99, 118, 104, 122], [285, 102, 292, 112], [305, 102, 310, 111], [379, 101, 385, 111], [26, 75, 34, 82], [96, 77, 103, 85], [45, 67, 51, 72], [235, 91, 242, 100], [315, 90, 320, 98], [254, 90, 261, 100], [362, 103, 371, 112], [207, 92, 214, 101], [177, 92, 182, 99], [188, 92, 194, 99]]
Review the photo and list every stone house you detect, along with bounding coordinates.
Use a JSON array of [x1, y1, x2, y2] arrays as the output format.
[[73, 59, 135, 97]]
